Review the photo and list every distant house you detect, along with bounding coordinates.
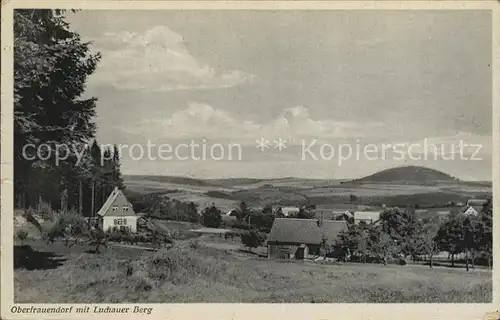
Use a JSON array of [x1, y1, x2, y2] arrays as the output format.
[[436, 210, 450, 216], [267, 218, 348, 259], [226, 208, 241, 217], [276, 206, 300, 217], [466, 199, 488, 207], [97, 187, 138, 232], [463, 206, 481, 216], [313, 210, 351, 220], [353, 211, 381, 224]]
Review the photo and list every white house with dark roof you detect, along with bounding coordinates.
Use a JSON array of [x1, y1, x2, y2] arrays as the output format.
[[97, 187, 138, 232], [353, 211, 381, 224]]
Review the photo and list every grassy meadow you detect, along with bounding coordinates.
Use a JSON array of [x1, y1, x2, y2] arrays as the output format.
[[14, 169, 493, 303], [15, 239, 491, 303]]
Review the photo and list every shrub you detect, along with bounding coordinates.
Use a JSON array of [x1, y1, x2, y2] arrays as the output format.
[[189, 240, 200, 249], [397, 258, 407, 266], [240, 230, 265, 251], [37, 199, 53, 220], [122, 234, 135, 245], [24, 207, 43, 235], [201, 205, 222, 228], [47, 212, 86, 240], [16, 229, 28, 244]]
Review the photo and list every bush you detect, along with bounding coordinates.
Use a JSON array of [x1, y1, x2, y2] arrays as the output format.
[[105, 230, 136, 244], [397, 258, 407, 266], [24, 208, 43, 235], [189, 240, 201, 249], [37, 199, 53, 220], [240, 230, 265, 251], [16, 229, 28, 244], [201, 205, 222, 228], [45, 211, 86, 244]]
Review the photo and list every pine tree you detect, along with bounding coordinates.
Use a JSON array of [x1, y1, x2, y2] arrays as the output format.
[[90, 140, 103, 216], [112, 144, 125, 189], [14, 9, 100, 210], [101, 147, 114, 201], [480, 198, 493, 268]]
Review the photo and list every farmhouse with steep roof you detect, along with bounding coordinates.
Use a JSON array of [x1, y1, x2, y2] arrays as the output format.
[[463, 206, 482, 216], [267, 218, 348, 259], [97, 187, 138, 232]]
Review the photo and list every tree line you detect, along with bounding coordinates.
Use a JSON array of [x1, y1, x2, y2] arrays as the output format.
[[333, 198, 493, 269], [14, 9, 124, 216]]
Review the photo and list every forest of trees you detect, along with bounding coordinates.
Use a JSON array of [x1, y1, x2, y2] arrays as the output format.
[[14, 9, 123, 216]]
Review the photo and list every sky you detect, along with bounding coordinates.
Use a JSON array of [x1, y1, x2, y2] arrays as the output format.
[[66, 10, 492, 180]]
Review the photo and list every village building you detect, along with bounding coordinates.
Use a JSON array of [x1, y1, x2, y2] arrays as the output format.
[[353, 211, 381, 224], [462, 206, 481, 216], [313, 210, 352, 220], [267, 218, 348, 259], [435, 210, 450, 222], [226, 208, 241, 216], [275, 206, 300, 217], [466, 199, 488, 207], [97, 187, 138, 232]]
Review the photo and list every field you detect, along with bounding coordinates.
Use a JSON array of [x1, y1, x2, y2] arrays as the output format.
[[14, 239, 491, 303], [14, 168, 493, 303], [124, 174, 492, 210]]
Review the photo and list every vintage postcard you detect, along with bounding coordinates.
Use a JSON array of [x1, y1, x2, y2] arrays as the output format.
[[1, 1, 499, 319]]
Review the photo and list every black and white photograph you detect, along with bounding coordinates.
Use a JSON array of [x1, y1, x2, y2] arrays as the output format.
[[2, 2, 497, 313]]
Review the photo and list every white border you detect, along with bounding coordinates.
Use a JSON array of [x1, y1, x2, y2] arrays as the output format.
[[1, 1, 499, 319]]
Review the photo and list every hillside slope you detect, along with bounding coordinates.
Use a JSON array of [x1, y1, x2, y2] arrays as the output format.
[[350, 166, 457, 184], [124, 175, 217, 187]]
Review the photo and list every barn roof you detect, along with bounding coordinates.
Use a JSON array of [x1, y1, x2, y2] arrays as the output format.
[[267, 218, 348, 246], [313, 210, 351, 220], [462, 206, 482, 215], [97, 187, 136, 217]]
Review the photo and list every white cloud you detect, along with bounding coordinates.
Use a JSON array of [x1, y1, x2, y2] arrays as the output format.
[[88, 26, 256, 92], [123, 103, 383, 143], [276, 105, 385, 141]]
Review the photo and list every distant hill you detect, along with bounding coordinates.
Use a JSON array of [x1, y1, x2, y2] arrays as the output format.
[[205, 178, 266, 187], [348, 166, 458, 185], [124, 175, 217, 187]]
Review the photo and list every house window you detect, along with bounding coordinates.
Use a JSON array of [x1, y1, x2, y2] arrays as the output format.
[[123, 206, 129, 211], [112, 206, 118, 212], [114, 218, 124, 226]]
